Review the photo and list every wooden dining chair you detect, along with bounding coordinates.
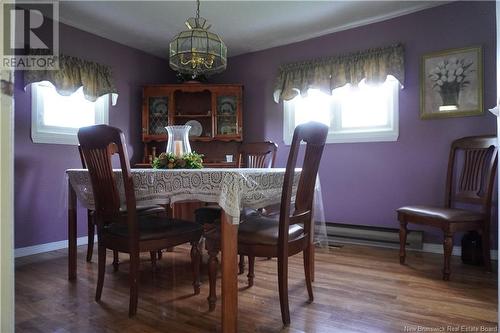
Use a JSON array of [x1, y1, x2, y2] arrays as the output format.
[[397, 135, 497, 280], [195, 141, 278, 274], [236, 141, 278, 168], [78, 146, 165, 271], [78, 124, 202, 317], [204, 122, 328, 325]]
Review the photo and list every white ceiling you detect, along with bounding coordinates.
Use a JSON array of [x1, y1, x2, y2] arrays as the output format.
[[59, 1, 445, 59]]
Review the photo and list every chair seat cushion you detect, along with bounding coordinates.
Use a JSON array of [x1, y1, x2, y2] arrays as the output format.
[[119, 204, 166, 216], [397, 205, 485, 222], [205, 212, 304, 246], [105, 216, 202, 241], [239, 214, 305, 246], [195, 206, 258, 225], [195, 205, 222, 224]]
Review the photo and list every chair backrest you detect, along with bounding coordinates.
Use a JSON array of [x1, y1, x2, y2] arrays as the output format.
[[278, 122, 328, 251], [77, 125, 137, 228], [237, 141, 278, 168], [445, 135, 498, 214], [77, 145, 86, 168]]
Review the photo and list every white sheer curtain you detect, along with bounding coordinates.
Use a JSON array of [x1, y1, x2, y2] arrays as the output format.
[[314, 175, 329, 247]]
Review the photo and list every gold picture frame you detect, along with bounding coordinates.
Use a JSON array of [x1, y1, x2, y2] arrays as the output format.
[[420, 46, 483, 119]]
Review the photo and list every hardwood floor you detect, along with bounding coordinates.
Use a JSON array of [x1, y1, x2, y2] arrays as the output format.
[[15, 243, 497, 333]]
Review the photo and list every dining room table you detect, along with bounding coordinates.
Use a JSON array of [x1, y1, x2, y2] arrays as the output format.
[[65, 167, 326, 332]]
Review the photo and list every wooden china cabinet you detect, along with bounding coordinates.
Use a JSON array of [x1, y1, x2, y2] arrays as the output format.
[[139, 83, 243, 168], [139, 82, 243, 220]]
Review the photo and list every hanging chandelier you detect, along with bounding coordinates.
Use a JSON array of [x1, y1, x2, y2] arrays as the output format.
[[169, 0, 227, 77]]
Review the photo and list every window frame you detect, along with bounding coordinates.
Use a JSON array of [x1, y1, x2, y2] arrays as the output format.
[[283, 80, 400, 145], [31, 83, 109, 145]]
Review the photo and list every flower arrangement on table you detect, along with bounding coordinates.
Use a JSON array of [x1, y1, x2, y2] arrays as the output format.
[[428, 57, 473, 107], [152, 152, 204, 169]]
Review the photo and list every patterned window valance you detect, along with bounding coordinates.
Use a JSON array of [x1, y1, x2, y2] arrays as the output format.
[[24, 54, 118, 105], [273, 43, 404, 103]]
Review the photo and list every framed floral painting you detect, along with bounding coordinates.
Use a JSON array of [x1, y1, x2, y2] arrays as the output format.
[[420, 46, 483, 119]]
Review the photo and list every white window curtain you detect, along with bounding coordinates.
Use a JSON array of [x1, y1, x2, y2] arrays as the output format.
[[273, 43, 405, 103], [24, 53, 118, 105]]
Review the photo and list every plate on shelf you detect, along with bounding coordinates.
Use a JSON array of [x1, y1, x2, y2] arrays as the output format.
[[185, 120, 203, 137], [151, 98, 168, 116]]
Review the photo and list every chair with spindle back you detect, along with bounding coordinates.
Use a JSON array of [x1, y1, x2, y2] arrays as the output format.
[[237, 141, 278, 168], [195, 141, 278, 274], [204, 122, 327, 325], [78, 124, 202, 317], [397, 135, 497, 280], [78, 146, 166, 271]]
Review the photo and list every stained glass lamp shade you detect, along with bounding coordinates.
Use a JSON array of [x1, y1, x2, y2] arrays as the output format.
[[169, 2, 227, 77]]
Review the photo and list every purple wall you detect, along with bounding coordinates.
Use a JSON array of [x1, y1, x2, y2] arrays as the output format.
[[217, 1, 497, 244], [14, 2, 497, 248], [14, 22, 173, 248]]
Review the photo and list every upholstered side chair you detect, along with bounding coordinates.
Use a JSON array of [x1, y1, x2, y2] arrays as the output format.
[[204, 122, 328, 326], [78, 124, 202, 317], [397, 135, 497, 280]]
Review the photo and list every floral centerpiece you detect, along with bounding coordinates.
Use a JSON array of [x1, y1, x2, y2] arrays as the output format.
[[428, 57, 473, 107], [152, 152, 203, 169]]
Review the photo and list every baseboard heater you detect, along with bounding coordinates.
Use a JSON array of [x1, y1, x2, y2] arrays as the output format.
[[326, 222, 423, 250]]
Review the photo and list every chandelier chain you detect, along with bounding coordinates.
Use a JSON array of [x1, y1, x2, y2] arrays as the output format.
[[196, 0, 200, 20]]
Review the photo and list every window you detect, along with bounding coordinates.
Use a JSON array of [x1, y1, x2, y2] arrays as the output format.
[[31, 81, 109, 145], [283, 76, 400, 144]]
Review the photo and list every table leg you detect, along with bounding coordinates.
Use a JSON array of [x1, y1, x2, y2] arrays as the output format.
[[68, 181, 77, 281], [221, 211, 238, 333]]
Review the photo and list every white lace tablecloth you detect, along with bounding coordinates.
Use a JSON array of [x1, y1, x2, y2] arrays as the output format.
[[66, 168, 328, 244], [66, 168, 300, 224]]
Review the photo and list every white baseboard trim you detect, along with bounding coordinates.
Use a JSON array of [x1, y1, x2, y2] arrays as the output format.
[[421, 243, 498, 260], [329, 238, 498, 260], [14, 235, 97, 258], [15, 236, 498, 261]]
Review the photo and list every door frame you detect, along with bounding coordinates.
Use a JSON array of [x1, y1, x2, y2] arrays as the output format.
[[0, 70, 15, 333], [0, 3, 15, 330], [495, 0, 500, 325]]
